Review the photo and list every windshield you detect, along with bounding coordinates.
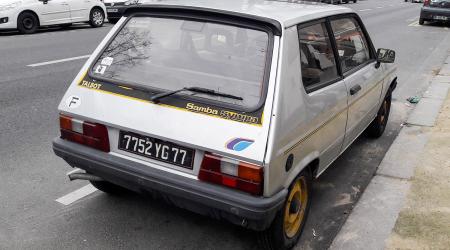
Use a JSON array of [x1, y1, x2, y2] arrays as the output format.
[[91, 16, 271, 109]]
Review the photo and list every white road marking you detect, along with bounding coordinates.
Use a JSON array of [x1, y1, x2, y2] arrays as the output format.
[[56, 184, 97, 206], [358, 9, 373, 12], [408, 20, 421, 27], [27, 55, 90, 67], [376, 6, 384, 8], [66, 168, 83, 176]]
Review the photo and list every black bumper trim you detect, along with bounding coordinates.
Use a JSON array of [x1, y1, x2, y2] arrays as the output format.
[[52, 138, 287, 230]]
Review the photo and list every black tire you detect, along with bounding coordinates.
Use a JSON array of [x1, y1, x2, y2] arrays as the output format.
[[17, 12, 39, 34], [89, 8, 105, 28], [367, 90, 392, 138], [258, 170, 312, 250], [353, 0, 357, 3], [108, 18, 119, 24], [419, 18, 425, 25], [90, 180, 129, 195]]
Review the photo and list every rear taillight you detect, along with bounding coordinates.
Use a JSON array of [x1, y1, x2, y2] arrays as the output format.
[[59, 114, 110, 152], [198, 153, 263, 195], [424, 0, 430, 6]]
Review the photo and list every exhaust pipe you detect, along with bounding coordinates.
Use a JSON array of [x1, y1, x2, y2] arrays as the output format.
[[68, 172, 103, 182]]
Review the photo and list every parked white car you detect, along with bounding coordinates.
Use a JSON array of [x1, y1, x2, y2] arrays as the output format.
[[0, 0, 107, 34], [53, 1, 397, 249]]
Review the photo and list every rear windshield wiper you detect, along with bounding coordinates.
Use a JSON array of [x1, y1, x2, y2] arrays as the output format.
[[150, 87, 243, 104]]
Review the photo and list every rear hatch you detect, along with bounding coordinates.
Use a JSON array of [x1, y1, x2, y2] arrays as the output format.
[[58, 13, 278, 179]]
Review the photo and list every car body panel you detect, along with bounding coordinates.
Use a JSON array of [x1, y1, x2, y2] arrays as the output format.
[[263, 26, 348, 196], [67, 0, 92, 23], [39, 0, 71, 25]]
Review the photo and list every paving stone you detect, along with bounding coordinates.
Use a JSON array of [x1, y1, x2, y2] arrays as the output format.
[[423, 81, 450, 100], [330, 176, 410, 250], [438, 64, 450, 76], [407, 98, 446, 127], [377, 126, 430, 179]]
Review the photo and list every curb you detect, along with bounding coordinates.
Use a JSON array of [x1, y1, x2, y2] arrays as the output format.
[[329, 57, 450, 250]]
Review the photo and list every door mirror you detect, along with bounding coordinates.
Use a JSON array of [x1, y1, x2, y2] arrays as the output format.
[[39, 0, 49, 4], [376, 48, 395, 64]]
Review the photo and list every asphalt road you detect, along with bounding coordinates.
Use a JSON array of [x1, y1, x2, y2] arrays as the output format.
[[1, 1, 449, 249]]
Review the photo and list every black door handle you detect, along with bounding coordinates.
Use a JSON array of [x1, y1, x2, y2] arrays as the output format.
[[350, 84, 362, 95]]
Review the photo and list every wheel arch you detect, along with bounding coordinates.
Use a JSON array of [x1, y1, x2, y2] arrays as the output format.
[[91, 6, 105, 16], [283, 152, 320, 189], [18, 10, 40, 27], [389, 77, 398, 92]]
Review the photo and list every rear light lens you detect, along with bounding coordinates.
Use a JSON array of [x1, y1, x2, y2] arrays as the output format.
[[59, 114, 110, 152], [198, 153, 263, 195], [424, 0, 430, 6]]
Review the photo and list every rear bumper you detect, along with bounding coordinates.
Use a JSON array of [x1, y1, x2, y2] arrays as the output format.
[[421, 7, 450, 20], [106, 6, 127, 20], [53, 138, 287, 231]]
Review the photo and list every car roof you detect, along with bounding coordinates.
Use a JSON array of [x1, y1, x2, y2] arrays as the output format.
[[134, 0, 354, 29]]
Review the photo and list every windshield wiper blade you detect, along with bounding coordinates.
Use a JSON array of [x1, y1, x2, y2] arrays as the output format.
[[150, 87, 243, 103]]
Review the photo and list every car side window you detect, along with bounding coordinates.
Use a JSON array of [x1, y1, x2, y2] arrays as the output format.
[[330, 17, 372, 73], [298, 22, 339, 91]]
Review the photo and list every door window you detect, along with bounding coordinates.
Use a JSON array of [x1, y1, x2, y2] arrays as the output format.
[[330, 17, 372, 73], [298, 22, 339, 91]]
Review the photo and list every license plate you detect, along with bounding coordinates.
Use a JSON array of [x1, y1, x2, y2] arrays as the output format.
[[107, 8, 119, 13], [118, 131, 195, 169], [434, 16, 448, 20]]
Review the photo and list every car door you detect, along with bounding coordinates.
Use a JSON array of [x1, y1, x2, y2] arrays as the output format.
[[66, 0, 91, 22], [330, 16, 384, 150], [37, 0, 71, 25], [297, 20, 348, 174]]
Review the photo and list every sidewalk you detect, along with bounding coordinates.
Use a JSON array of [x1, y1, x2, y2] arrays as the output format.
[[386, 83, 450, 249], [330, 56, 450, 250]]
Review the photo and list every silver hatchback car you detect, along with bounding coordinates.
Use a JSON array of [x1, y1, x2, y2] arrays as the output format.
[[53, 1, 397, 249]]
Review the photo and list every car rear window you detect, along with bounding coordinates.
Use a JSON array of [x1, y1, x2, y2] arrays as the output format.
[[91, 16, 270, 109]]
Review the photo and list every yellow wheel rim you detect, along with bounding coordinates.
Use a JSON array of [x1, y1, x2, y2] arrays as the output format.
[[283, 176, 308, 238]]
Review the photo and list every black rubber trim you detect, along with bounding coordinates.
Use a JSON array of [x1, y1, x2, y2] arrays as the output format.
[[123, 5, 282, 36], [53, 138, 287, 230]]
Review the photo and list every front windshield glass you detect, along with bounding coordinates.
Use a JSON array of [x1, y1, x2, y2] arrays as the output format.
[[91, 16, 270, 109]]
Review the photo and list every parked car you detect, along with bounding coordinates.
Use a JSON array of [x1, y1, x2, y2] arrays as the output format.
[[0, 0, 106, 34], [104, 0, 128, 24], [105, 0, 158, 23], [322, 0, 357, 4], [53, 1, 397, 249], [420, 0, 450, 24]]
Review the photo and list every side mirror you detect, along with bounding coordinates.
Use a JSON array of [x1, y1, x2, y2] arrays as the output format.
[[376, 48, 396, 64], [39, 0, 49, 4]]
